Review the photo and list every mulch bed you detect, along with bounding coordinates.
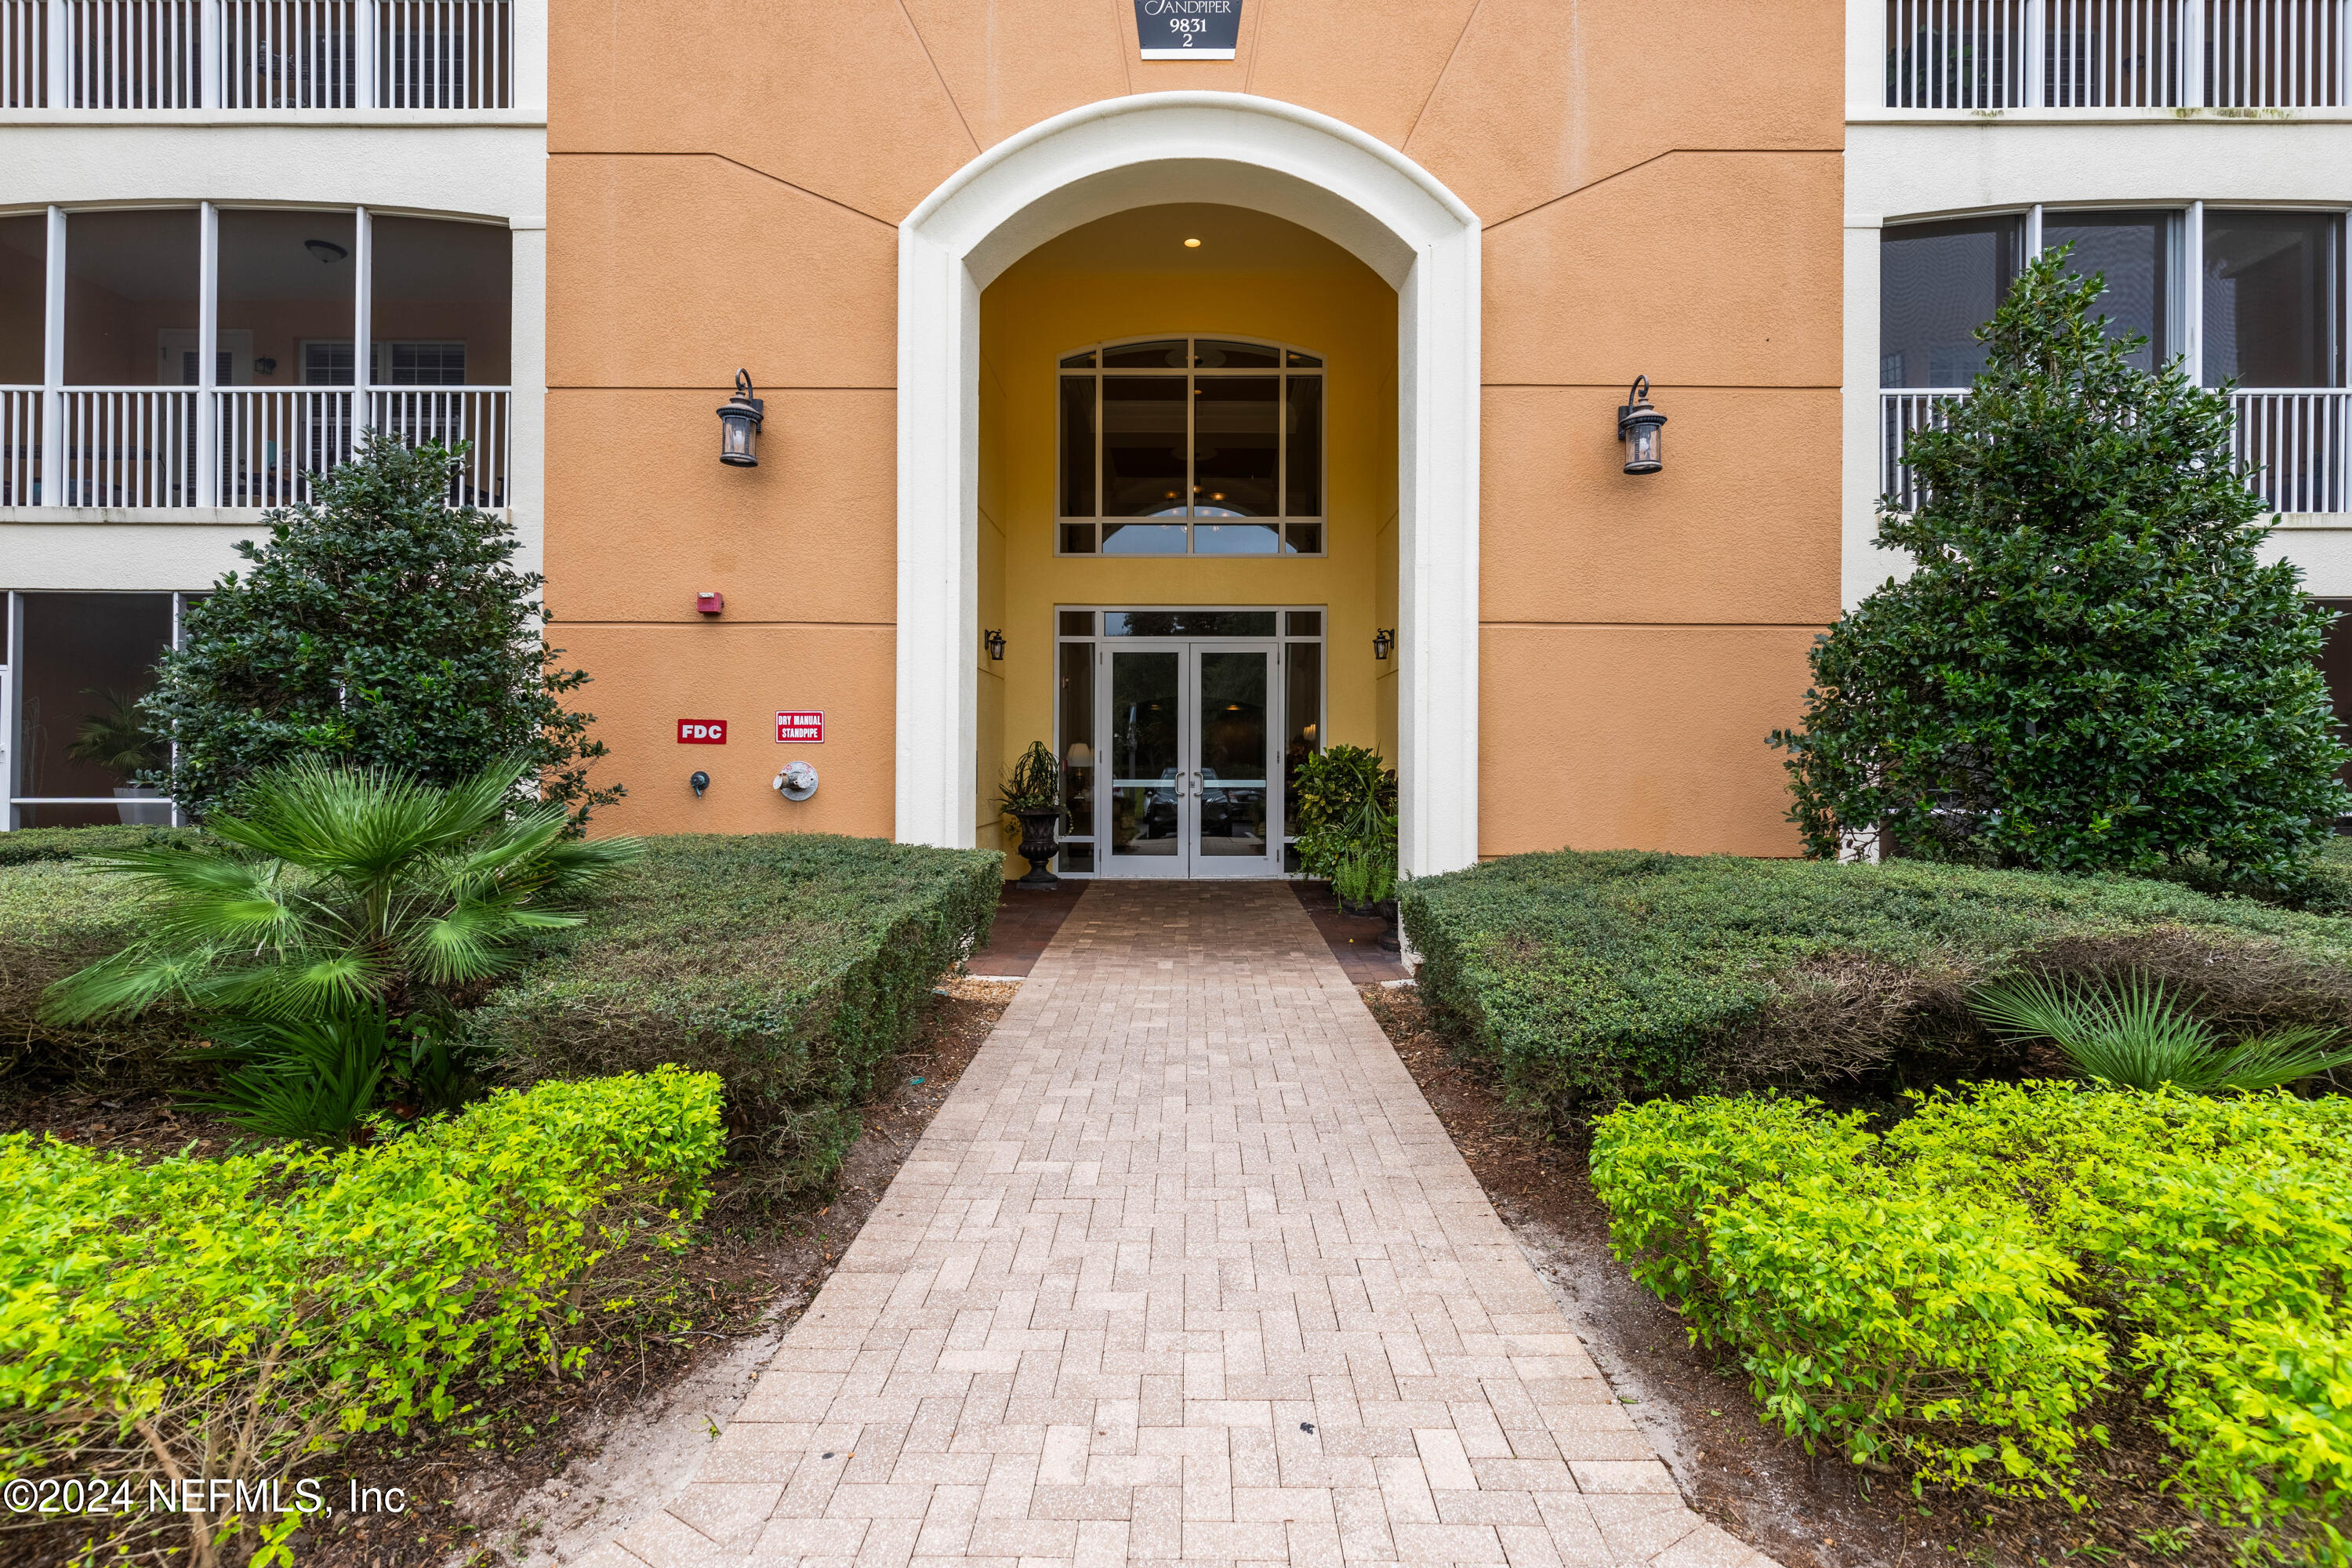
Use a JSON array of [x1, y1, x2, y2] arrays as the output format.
[[1359, 984, 2249, 1568], [0, 977, 1015, 1568]]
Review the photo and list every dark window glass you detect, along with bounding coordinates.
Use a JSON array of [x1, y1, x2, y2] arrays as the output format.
[[1058, 350, 1096, 368], [1192, 376, 1278, 517], [1058, 843, 1097, 873], [1107, 648, 1181, 858], [1103, 611, 1279, 637], [1059, 375, 1095, 515], [2205, 212, 2339, 389], [1286, 610, 1323, 636], [219, 208, 354, 389], [1102, 339, 1188, 368], [0, 215, 44, 384], [16, 593, 174, 823], [1060, 523, 1098, 554], [1058, 639, 1094, 837], [1284, 522, 1323, 555], [1284, 638, 1322, 808], [1195, 339, 1280, 368], [65, 209, 199, 387], [370, 216, 510, 385], [1880, 216, 2024, 387], [1102, 378, 1189, 517], [2045, 211, 2170, 370], [1058, 609, 1094, 636], [1286, 350, 1323, 367], [1284, 375, 1323, 515]]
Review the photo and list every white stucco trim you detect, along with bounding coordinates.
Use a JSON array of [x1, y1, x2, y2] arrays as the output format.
[[895, 92, 1483, 877]]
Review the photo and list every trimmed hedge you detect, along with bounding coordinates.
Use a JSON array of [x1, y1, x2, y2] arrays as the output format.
[[474, 833, 1000, 1192], [0, 1068, 724, 1559], [1402, 851, 2352, 1116], [0, 825, 201, 867], [0, 862, 191, 1087], [1592, 1086, 2352, 1561]]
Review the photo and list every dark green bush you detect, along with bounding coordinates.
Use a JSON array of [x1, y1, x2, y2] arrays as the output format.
[[472, 833, 1000, 1192], [1772, 251, 2349, 880], [1402, 849, 2352, 1118]]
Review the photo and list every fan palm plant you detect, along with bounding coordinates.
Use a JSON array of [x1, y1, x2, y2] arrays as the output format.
[[43, 753, 641, 1042], [1969, 970, 2352, 1093]]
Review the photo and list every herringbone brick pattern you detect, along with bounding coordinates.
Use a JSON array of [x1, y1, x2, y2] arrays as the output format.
[[593, 882, 1776, 1568]]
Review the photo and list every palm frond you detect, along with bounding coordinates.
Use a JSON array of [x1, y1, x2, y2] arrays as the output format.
[[2204, 1025, 2352, 1092]]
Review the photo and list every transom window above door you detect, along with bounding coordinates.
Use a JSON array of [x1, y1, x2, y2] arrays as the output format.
[[1057, 336, 1326, 557]]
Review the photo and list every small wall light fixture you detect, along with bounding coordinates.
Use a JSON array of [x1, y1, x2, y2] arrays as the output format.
[[1183, 237, 1203, 249], [717, 369, 764, 467], [689, 770, 710, 797], [1617, 376, 1667, 475], [304, 238, 348, 264], [984, 629, 1007, 661], [1373, 627, 1396, 661], [696, 590, 724, 615]]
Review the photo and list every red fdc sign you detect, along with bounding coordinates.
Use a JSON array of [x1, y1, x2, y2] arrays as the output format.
[[677, 719, 728, 744], [776, 710, 825, 743]]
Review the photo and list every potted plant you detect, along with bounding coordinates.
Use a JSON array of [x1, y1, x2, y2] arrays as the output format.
[[999, 740, 1064, 889], [67, 690, 171, 825]]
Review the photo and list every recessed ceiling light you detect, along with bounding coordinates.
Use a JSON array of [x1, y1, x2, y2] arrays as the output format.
[[304, 238, 349, 264], [1183, 237, 1202, 249]]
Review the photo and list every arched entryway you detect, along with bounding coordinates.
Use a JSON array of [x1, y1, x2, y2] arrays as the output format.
[[895, 91, 1481, 880]]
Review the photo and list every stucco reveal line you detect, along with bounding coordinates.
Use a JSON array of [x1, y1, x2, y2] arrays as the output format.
[[1399, 0, 1491, 155], [892, 0, 980, 158], [1479, 147, 1842, 235], [552, 151, 901, 230]]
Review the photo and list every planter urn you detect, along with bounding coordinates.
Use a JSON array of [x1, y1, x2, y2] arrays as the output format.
[[1009, 807, 1062, 888]]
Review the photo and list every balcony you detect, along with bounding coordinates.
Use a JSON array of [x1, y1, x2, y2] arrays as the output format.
[[0, 0, 512, 111], [1880, 387, 2352, 513], [1885, 0, 2348, 109]]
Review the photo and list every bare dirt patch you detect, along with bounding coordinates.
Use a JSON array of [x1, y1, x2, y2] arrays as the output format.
[[1360, 983, 2244, 1568], [0, 978, 1012, 1568]]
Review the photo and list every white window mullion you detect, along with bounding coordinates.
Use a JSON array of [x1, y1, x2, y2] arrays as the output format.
[[2184, 200, 2205, 384], [195, 201, 218, 506], [2026, 201, 2045, 258], [40, 205, 63, 508], [354, 204, 372, 423]]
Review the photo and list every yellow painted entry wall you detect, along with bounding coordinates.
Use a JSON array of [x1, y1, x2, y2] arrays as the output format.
[[975, 204, 1397, 853]]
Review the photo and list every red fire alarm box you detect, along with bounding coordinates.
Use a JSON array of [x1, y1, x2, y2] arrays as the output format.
[[677, 719, 728, 744], [695, 591, 724, 615]]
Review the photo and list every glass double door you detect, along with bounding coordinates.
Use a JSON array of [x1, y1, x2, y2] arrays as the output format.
[[1101, 641, 1279, 878]]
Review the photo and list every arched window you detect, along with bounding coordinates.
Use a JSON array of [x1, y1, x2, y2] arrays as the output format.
[[1055, 335, 1324, 557]]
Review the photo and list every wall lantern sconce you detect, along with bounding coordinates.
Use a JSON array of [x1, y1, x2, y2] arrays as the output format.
[[717, 369, 764, 467], [984, 629, 1007, 661], [1617, 376, 1667, 475], [1373, 627, 1396, 661]]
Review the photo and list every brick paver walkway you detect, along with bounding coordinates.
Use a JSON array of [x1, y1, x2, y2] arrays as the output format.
[[597, 883, 1774, 1568]]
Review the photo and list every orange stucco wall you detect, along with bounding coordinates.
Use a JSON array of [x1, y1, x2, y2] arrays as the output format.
[[546, 0, 1843, 856]]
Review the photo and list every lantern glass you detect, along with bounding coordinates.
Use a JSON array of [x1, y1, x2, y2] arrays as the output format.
[[1624, 417, 1663, 474], [719, 408, 760, 466]]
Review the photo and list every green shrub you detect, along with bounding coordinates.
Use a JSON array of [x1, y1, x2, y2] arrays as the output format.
[[0, 863, 190, 1088], [1290, 745, 1396, 880], [1592, 1085, 2352, 1558], [473, 833, 1000, 1192], [0, 1067, 724, 1563], [1402, 849, 2352, 1118], [1771, 250, 2350, 880]]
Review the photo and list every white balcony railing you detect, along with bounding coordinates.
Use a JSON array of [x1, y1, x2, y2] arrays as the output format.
[[0, 384, 507, 509], [1886, 0, 2349, 107], [1881, 387, 2352, 514], [0, 0, 510, 109]]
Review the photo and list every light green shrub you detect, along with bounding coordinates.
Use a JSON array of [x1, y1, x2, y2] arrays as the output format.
[[0, 1067, 723, 1562], [1593, 1084, 2351, 1560]]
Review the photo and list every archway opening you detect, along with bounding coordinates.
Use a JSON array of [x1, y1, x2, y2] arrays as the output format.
[[975, 204, 1397, 877]]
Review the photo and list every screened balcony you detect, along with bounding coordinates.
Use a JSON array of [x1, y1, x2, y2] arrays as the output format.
[[1878, 205, 2349, 515], [1886, 0, 2348, 109], [0, 0, 511, 110], [0, 204, 510, 512]]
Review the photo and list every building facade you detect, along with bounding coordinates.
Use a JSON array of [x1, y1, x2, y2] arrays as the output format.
[[3, 2, 2345, 874]]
